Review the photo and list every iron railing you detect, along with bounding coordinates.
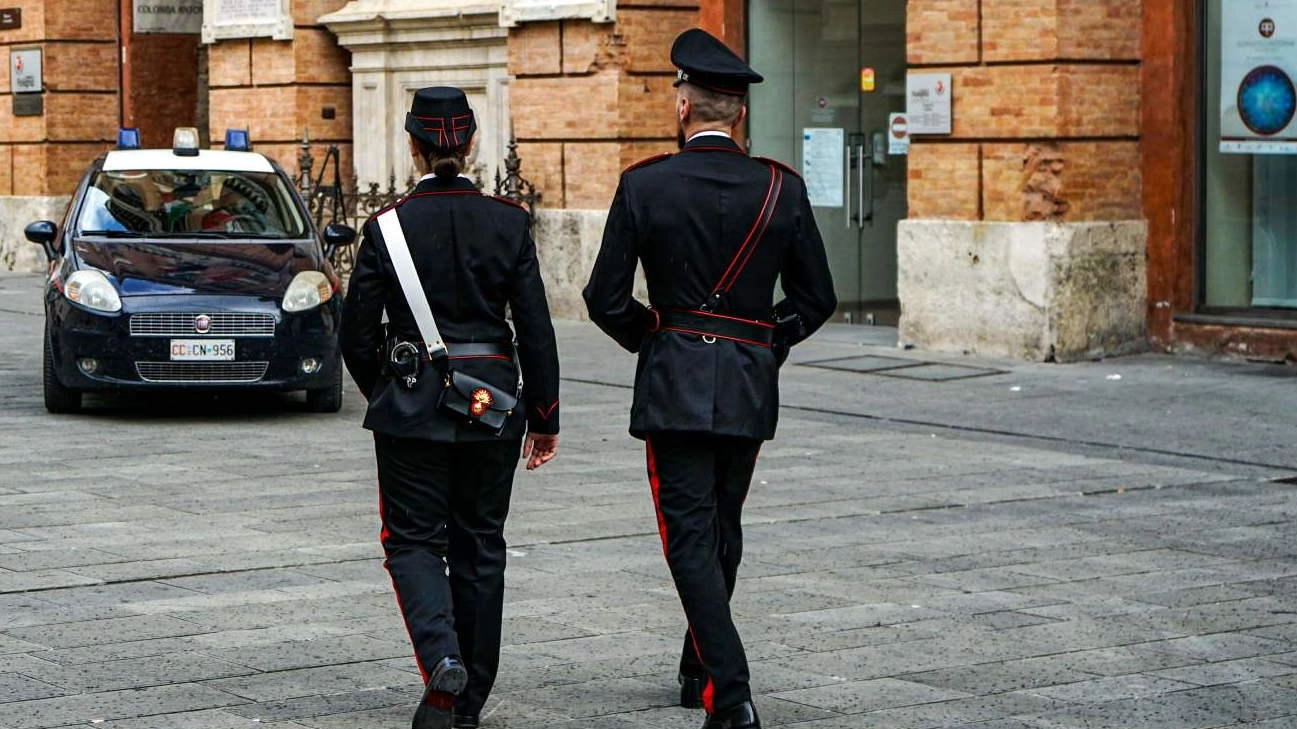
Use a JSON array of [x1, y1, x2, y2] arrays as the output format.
[[296, 132, 542, 280]]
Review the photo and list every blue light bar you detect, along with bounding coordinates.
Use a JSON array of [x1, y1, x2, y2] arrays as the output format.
[[225, 129, 251, 152], [117, 128, 141, 150]]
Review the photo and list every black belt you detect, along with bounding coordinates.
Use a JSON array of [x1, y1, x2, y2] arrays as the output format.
[[385, 338, 514, 362], [654, 309, 775, 347]]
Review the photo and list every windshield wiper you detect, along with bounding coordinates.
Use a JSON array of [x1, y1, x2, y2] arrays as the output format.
[[79, 230, 151, 238]]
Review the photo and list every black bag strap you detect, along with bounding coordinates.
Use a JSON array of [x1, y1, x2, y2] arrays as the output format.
[[701, 163, 784, 313]]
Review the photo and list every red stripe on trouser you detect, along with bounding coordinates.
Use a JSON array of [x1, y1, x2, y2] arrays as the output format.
[[378, 486, 430, 684], [647, 439, 717, 715]]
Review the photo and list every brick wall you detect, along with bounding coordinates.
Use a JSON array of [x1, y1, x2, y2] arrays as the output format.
[[206, 0, 352, 183], [0, 0, 117, 196], [907, 0, 1142, 222], [509, 0, 705, 210]]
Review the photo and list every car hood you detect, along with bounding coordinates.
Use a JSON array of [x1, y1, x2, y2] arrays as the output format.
[[73, 239, 325, 297]]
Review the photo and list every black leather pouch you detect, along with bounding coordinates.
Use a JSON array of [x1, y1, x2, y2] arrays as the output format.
[[437, 369, 519, 436]]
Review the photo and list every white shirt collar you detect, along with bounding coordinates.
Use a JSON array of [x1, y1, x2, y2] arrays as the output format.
[[687, 130, 733, 141], [419, 173, 474, 183]]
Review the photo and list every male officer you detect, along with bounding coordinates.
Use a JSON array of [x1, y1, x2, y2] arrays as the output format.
[[583, 28, 836, 729]]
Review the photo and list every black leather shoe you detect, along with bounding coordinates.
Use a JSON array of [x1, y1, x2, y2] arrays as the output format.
[[412, 656, 468, 729], [452, 716, 479, 729], [700, 700, 760, 729], [679, 673, 705, 709]]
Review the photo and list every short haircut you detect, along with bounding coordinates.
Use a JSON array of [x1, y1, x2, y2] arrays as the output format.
[[680, 83, 744, 125]]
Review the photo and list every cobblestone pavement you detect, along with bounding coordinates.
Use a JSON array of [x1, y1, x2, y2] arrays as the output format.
[[1, 273, 1296, 728]]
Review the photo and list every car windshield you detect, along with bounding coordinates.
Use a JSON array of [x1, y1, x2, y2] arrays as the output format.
[[76, 169, 309, 239]]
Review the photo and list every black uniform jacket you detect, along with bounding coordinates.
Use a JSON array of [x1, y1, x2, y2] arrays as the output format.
[[583, 135, 836, 441], [341, 175, 560, 442]]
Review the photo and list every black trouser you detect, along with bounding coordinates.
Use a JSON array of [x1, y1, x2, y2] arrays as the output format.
[[646, 433, 762, 714], [374, 433, 520, 719]]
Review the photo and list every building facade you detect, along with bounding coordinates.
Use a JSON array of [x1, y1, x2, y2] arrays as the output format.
[[2, 0, 1295, 361]]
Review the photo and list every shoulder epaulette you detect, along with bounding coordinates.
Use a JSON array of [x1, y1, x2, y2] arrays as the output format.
[[486, 195, 529, 213], [753, 156, 802, 179], [623, 152, 674, 174], [365, 195, 410, 225]]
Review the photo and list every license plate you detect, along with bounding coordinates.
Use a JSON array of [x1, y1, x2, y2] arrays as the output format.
[[170, 339, 235, 361]]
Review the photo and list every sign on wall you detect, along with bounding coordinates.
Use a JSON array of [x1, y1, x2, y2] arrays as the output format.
[[498, 0, 614, 26], [202, 0, 292, 43], [1221, 0, 1297, 154], [802, 127, 844, 208], [10, 49, 40, 94], [135, 0, 203, 34], [906, 73, 952, 135]]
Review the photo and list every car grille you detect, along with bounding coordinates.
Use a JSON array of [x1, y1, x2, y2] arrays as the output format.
[[129, 312, 276, 337], [135, 361, 270, 383]]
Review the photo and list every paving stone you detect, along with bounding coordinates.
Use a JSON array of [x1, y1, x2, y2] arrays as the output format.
[[0, 672, 68, 702], [0, 684, 248, 729], [202, 662, 418, 702], [2, 287, 1297, 729], [1149, 656, 1297, 686], [1026, 673, 1197, 703], [772, 677, 973, 714], [2, 615, 209, 649]]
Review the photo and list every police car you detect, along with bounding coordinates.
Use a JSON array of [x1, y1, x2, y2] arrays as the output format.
[[25, 128, 357, 413]]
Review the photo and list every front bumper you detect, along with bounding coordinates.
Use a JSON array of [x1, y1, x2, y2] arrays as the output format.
[[47, 294, 342, 392]]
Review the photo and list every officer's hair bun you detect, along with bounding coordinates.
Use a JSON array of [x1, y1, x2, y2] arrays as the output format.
[[434, 157, 463, 180]]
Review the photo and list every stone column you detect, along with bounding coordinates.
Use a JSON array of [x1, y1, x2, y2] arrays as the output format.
[[320, 0, 510, 191]]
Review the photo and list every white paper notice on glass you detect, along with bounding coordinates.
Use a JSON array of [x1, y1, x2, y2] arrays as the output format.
[[802, 128, 844, 208]]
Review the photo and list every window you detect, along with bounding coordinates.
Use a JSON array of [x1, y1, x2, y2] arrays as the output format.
[[76, 169, 308, 239], [1203, 0, 1297, 310]]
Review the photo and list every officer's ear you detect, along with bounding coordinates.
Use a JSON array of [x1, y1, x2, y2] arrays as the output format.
[[734, 105, 748, 130], [677, 93, 691, 125]]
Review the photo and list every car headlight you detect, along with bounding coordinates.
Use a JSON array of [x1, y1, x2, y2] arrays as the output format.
[[282, 271, 334, 313], [64, 269, 122, 313]]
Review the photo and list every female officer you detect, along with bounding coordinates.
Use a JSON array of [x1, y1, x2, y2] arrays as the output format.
[[340, 86, 561, 729]]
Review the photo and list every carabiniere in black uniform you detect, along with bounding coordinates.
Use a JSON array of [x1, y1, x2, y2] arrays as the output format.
[[341, 87, 560, 729], [583, 28, 836, 729]]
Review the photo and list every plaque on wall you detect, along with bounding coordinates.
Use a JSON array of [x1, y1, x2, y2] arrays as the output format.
[[0, 8, 21, 30], [13, 93, 42, 117], [499, 0, 614, 27], [135, 0, 203, 34], [202, 0, 292, 43]]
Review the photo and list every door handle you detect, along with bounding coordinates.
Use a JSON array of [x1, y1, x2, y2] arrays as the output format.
[[844, 141, 853, 230], [858, 140, 870, 228]]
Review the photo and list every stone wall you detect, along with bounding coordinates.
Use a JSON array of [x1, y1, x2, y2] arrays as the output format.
[[906, 0, 1141, 222], [532, 208, 645, 320], [509, 1, 703, 211], [0, 195, 69, 273], [897, 220, 1147, 361], [207, 0, 353, 180], [0, 0, 116, 197]]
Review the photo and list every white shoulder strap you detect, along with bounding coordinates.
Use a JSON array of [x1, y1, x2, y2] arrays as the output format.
[[377, 209, 446, 357]]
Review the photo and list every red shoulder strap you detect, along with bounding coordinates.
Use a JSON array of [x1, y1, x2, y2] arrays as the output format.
[[703, 163, 785, 311]]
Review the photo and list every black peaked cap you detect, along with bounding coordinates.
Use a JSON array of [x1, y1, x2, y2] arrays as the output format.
[[671, 28, 763, 97], [405, 87, 477, 152]]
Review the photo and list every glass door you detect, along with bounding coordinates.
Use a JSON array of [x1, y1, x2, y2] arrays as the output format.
[[749, 0, 907, 324]]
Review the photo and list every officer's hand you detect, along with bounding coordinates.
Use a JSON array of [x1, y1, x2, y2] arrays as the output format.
[[523, 433, 559, 470]]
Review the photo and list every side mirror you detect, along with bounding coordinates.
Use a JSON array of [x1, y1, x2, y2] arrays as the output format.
[[322, 223, 357, 259], [24, 221, 58, 262]]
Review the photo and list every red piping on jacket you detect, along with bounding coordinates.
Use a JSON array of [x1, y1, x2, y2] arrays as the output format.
[[661, 326, 771, 348]]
